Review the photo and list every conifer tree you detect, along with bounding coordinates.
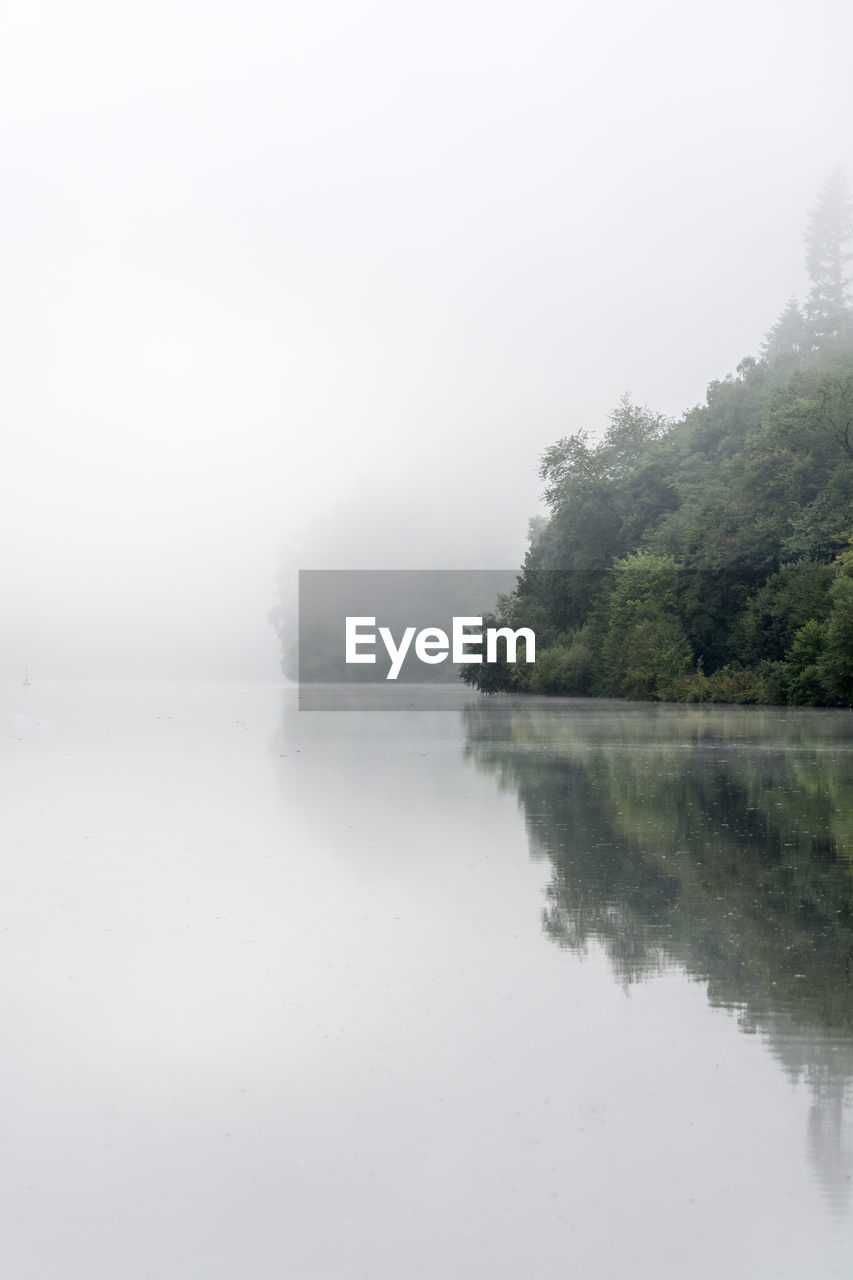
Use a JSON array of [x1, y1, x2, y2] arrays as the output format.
[[761, 296, 808, 364], [804, 169, 853, 344]]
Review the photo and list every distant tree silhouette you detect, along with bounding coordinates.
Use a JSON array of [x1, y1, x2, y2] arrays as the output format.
[[762, 296, 808, 365], [804, 169, 853, 344]]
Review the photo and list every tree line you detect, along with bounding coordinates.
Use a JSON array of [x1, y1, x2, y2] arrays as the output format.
[[462, 170, 853, 705]]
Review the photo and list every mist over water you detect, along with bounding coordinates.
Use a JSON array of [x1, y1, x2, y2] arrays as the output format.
[[3, 2, 853, 679]]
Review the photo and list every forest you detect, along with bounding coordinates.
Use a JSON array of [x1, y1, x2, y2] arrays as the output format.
[[462, 170, 853, 705]]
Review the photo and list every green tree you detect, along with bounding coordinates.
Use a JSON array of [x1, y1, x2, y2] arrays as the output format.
[[598, 551, 693, 699], [820, 548, 853, 704], [786, 618, 828, 705], [737, 561, 834, 664]]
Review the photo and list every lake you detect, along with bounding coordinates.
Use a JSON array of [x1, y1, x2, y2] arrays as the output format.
[[3, 682, 852, 1277]]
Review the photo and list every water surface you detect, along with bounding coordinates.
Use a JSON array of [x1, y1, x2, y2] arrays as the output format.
[[2, 683, 852, 1277]]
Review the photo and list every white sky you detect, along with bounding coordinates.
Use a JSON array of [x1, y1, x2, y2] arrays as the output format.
[[2, 0, 853, 677]]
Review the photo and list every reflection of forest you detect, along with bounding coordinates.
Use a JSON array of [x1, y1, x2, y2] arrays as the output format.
[[463, 697, 853, 1208]]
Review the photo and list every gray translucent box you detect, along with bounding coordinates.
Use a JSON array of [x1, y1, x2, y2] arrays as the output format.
[[297, 569, 521, 709]]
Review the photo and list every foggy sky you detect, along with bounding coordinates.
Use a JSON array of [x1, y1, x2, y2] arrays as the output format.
[[2, 0, 853, 679]]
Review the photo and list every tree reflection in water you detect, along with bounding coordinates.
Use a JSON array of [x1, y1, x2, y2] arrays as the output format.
[[463, 696, 853, 1210]]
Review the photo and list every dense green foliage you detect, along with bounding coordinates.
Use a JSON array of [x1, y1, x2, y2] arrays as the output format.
[[463, 174, 853, 705]]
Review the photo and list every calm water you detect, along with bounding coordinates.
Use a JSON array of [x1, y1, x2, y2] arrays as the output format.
[[2, 682, 852, 1278]]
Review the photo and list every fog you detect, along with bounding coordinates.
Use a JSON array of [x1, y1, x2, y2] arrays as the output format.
[[2, 0, 852, 679]]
